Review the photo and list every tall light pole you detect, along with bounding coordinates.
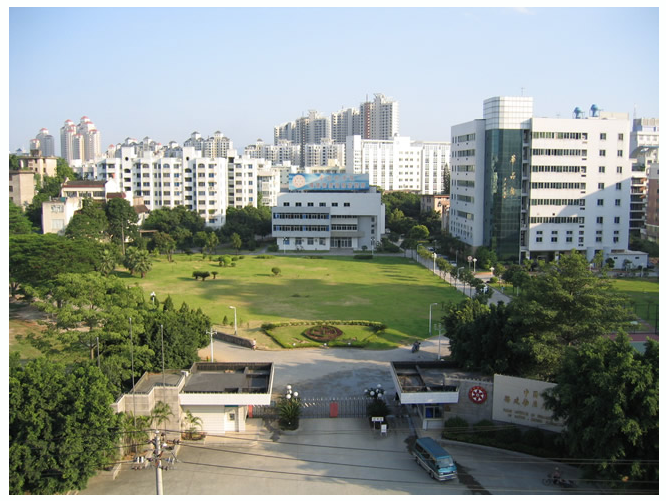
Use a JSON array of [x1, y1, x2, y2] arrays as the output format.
[[209, 330, 215, 362], [151, 291, 156, 306], [473, 258, 477, 274], [129, 317, 136, 426], [435, 322, 442, 360], [229, 306, 237, 335], [160, 325, 166, 404], [433, 252, 437, 274], [429, 302, 438, 338]]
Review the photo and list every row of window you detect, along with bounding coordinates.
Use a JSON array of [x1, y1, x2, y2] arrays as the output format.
[[531, 165, 584, 173], [273, 225, 329, 232], [532, 131, 588, 140], [531, 182, 586, 190], [453, 149, 475, 158], [530, 199, 584, 206], [282, 202, 351, 207], [532, 148, 587, 157], [453, 133, 476, 143], [530, 216, 584, 224], [273, 213, 330, 219]]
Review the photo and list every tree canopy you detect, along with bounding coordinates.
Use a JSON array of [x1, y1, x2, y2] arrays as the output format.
[[9, 357, 119, 494], [543, 334, 658, 488], [141, 205, 205, 249]]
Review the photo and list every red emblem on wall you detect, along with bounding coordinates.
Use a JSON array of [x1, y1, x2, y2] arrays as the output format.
[[468, 386, 488, 404]]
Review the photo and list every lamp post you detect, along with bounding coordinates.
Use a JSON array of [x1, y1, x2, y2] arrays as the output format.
[[473, 258, 477, 274], [208, 330, 215, 362], [432, 252, 437, 274], [435, 322, 442, 360], [151, 291, 156, 307], [229, 306, 237, 335], [490, 266, 495, 282], [283, 237, 287, 255], [129, 317, 136, 427], [467, 255, 472, 269], [429, 302, 438, 338], [371, 237, 375, 257]]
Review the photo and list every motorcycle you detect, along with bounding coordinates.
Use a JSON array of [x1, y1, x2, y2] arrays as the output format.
[[542, 473, 575, 488], [411, 341, 421, 353]]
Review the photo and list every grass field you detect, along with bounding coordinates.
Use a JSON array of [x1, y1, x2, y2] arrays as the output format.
[[114, 254, 463, 348], [608, 276, 659, 328]]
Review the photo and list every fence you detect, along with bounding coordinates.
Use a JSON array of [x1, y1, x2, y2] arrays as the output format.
[[251, 396, 374, 419]]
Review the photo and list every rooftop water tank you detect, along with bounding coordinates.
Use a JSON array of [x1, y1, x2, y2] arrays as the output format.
[[590, 104, 599, 117], [573, 107, 583, 119]]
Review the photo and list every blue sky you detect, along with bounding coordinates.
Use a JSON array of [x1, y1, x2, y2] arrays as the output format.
[[8, 6, 659, 155]]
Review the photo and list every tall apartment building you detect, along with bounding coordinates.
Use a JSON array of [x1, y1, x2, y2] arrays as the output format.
[[359, 93, 399, 140], [95, 138, 275, 228], [29, 128, 55, 157], [346, 135, 450, 195], [450, 96, 634, 264], [331, 107, 361, 143], [274, 110, 331, 167], [184, 131, 233, 158], [629, 118, 659, 241], [244, 139, 300, 166], [60, 116, 101, 164], [303, 139, 345, 168]]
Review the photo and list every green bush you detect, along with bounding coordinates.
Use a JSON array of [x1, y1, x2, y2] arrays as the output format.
[[255, 255, 274, 259], [267, 243, 279, 252], [474, 419, 497, 440], [495, 426, 522, 445], [523, 428, 544, 448], [442, 416, 469, 439], [354, 254, 374, 260]]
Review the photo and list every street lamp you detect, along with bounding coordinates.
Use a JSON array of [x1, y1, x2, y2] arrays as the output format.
[[208, 330, 216, 362], [229, 306, 237, 335], [467, 255, 472, 269], [364, 383, 384, 399], [283, 237, 287, 255], [432, 252, 437, 274], [151, 291, 156, 306], [285, 384, 299, 400], [371, 237, 375, 257], [435, 322, 443, 360], [473, 258, 477, 274], [429, 302, 438, 338]]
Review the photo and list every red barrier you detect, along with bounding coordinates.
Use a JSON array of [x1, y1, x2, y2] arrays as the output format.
[[330, 401, 338, 418]]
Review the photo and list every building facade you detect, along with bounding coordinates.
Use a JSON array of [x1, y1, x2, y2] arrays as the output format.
[[360, 93, 399, 140], [272, 175, 385, 252], [450, 97, 635, 263], [9, 170, 36, 209], [630, 118, 659, 242], [346, 135, 450, 195]]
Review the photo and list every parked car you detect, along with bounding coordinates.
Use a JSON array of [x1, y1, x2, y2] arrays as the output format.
[[412, 437, 457, 481]]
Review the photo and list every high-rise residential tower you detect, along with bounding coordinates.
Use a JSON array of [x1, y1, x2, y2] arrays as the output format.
[[359, 93, 399, 140]]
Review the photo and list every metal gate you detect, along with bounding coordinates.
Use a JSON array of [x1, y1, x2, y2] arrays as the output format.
[[250, 397, 373, 419]]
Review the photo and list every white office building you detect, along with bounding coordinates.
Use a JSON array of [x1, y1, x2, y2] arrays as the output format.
[[450, 97, 635, 263], [346, 135, 450, 194], [272, 174, 385, 252]]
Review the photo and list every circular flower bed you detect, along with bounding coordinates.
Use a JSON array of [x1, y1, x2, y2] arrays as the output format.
[[303, 325, 343, 342]]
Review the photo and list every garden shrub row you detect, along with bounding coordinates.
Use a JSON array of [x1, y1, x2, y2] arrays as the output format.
[[261, 320, 386, 331], [441, 417, 568, 459]]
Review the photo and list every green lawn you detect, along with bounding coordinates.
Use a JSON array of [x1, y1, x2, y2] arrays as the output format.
[[608, 277, 659, 328], [114, 254, 463, 347]]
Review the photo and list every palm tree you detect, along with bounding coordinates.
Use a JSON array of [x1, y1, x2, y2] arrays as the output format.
[[182, 409, 203, 440], [133, 249, 153, 278], [98, 249, 117, 276], [150, 401, 174, 432], [119, 412, 151, 456]]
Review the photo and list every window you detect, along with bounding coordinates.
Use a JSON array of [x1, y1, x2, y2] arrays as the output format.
[[344, 202, 350, 207], [319, 202, 326, 207], [618, 133, 624, 140], [615, 199, 621, 206], [307, 238, 314, 245], [295, 202, 302, 207], [597, 217, 604, 223], [616, 166, 622, 173], [616, 182, 622, 190], [600, 133, 607, 140], [283, 202, 290, 206], [597, 199, 604, 206], [551, 237, 558, 242], [613, 237, 619, 243], [599, 150, 606, 157], [536, 237, 543, 243], [332, 202, 338, 207], [614, 217, 620, 224], [599, 166, 605, 173], [598, 183, 605, 189], [617, 150, 623, 157]]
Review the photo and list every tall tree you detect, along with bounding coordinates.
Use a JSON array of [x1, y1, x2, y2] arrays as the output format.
[[544, 334, 658, 488], [9, 200, 36, 234], [151, 231, 176, 262], [124, 247, 152, 278], [105, 197, 139, 247], [64, 199, 108, 240], [9, 357, 119, 494]]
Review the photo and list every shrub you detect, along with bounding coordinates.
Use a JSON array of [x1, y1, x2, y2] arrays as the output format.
[[255, 255, 273, 259], [473, 419, 497, 440], [442, 416, 469, 440], [267, 243, 279, 252], [495, 426, 522, 445], [271, 267, 281, 276], [523, 428, 544, 448], [354, 254, 374, 260]]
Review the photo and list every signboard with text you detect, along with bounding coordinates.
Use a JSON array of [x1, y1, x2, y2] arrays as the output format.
[[289, 173, 369, 192], [492, 374, 564, 432]]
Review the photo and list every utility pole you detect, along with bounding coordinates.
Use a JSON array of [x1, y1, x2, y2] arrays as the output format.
[[153, 430, 163, 495]]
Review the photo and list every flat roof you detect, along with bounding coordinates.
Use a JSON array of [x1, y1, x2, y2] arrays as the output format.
[[392, 361, 489, 393], [182, 362, 273, 394]]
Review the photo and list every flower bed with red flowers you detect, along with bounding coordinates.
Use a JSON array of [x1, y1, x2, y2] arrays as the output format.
[[302, 324, 343, 342]]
